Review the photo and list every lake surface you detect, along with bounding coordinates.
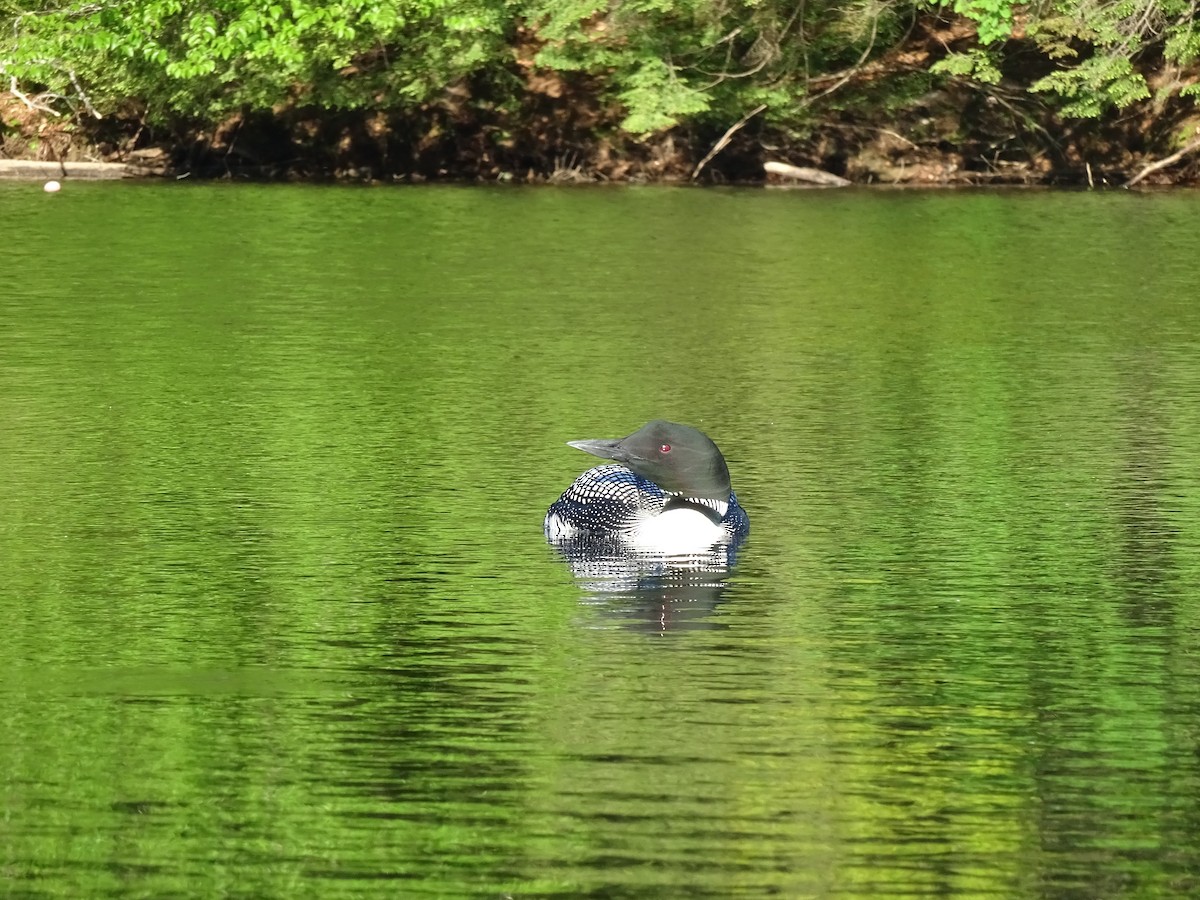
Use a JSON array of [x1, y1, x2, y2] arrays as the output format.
[[3, 182, 1200, 898]]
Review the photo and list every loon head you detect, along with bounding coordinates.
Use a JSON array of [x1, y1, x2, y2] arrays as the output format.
[[566, 420, 733, 500]]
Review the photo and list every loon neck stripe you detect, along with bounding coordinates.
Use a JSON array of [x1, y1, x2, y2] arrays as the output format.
[[664, 496, 728, 526]]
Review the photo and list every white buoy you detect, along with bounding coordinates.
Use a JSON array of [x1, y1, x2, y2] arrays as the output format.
[[44, 180, 62, 193]]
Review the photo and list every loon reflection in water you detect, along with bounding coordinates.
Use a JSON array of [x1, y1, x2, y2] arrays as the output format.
[[544, 420, 749, 558]]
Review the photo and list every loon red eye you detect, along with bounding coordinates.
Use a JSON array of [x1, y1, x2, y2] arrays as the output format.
[[660, 443, 671, 453]]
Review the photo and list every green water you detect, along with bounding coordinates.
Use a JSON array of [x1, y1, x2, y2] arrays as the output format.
[[3, 182, 1200, 898]]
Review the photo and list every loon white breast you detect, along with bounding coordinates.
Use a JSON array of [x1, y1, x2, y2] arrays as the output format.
[[544, 420, 749, 554]]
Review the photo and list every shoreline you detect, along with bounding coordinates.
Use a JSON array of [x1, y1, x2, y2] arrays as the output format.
[[0, 159, 152, 180], [4, 99, 1197, 188]]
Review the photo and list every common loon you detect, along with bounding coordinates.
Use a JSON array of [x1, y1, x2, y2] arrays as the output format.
[[544, 420, 749, 554]]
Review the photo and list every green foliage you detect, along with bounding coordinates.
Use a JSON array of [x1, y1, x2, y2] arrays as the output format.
[[1168, 26, 1200, 59], [1, 0, 512, 120], [931, 47, 1003, 84], [616, 59, 712, 135], [524, 0, 908, 133], [1030, 55, 1150, 117], [1, 0, 1196, 137], [948, 0, 1013, 44], [933, 0, 1200, 118], [1024, 0, 1196, 117]]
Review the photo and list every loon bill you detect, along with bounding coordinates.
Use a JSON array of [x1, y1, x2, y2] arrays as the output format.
[[544, 419, 749, 554]]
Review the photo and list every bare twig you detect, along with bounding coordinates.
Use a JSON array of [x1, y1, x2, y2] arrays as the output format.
[[807, 16, 878, 104], [695, 54, 771, 87], [779, 0, 806, 42], [68, 68, 101, 119], [1126, 135, 1200, 187], [879, 128, 917, 149], [686, 3, 804, 91], [691, 102, 767, 181], [707, 26, 744, 49], [8, 76, 62, 116]]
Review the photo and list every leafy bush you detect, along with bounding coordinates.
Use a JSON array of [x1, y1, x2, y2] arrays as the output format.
[[929, 0, 1200, 117], [2, 0, 513, 119], [1, 0, 1197, 135]]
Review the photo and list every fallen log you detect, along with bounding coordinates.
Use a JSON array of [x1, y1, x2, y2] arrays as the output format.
[[764, 160, 851, 187]]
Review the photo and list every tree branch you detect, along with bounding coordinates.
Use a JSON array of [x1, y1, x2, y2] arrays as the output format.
[[68, 68, 102, 119], [8, 75, 62, 116], [691, 103, 768, 181], [807, 16, 879, 104], [1126, 135, 1200, 187]]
